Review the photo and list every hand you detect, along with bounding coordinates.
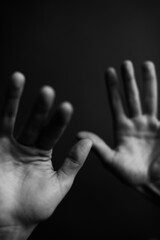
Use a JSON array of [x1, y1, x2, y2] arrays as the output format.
[[0, 72, 92, 240], [78, 61, 160, 205]]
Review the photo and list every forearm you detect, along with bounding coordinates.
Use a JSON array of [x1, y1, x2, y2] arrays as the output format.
[[0, 225, 36, 240]]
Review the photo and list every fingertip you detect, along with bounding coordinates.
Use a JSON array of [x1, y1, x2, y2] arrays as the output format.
[[77, 131, 100, 148], [122, 59, 132, 66], [52, 101, 73, 127], [12, 71, 25, 81], [60, 101, 73, 111], [121, 60, 135, 79], [78, 138, 93, 149], [105, 67, 117, 85], [40, 85, 56, 104], [59, 101, 74, 118], [68, 138, 92, 165], [74, 138, 93, 162], [11, 72, 26, 87], [77, 131, 89, 139], [142, 61, 156, 80], [41, 85, 56, 97], [121, 60, 133, 70], [105, 67, 116, 76], [142, 61, 155, 71]]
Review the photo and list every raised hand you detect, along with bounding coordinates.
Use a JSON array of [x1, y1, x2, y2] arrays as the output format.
[[78, 61, 160, 205], [0, 73, 92, 240]]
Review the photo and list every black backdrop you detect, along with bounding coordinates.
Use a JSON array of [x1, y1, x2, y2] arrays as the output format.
[[1, 1, 160, 239]]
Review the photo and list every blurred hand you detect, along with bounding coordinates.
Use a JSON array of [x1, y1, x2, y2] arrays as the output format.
[[0, 73, 92, 239], [78, 61, 160, 205]]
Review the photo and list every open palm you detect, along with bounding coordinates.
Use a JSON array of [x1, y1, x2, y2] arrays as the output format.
[[0, 73, 92, 239], [78, 61, 160, 204]]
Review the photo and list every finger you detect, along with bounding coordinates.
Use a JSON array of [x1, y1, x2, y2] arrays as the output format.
[[77, 132, 128, 183], [36, 102, 73, 150], [0, 72, 25, 135], [18, 86, 55, 146], [121, 60, 142, 117], [57, 139, 92, 194], [105, 68, 126, 125], [77, 131, 115, 164], [142, 61, 158, 116]]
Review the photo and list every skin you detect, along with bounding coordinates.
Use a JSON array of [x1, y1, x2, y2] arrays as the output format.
[[0, 72, 92, 240], [78, 61, 160, 204]]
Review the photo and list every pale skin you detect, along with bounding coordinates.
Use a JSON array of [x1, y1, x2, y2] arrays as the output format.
[[0, 72, 92, 240], [78, 61, 160, 204]]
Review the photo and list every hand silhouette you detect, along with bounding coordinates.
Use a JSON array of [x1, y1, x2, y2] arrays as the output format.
[[78, 61, 160, 204], [0, 72, 92, 240]]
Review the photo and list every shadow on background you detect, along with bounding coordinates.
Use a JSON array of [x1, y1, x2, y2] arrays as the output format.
[[1, 1, 160, 239]]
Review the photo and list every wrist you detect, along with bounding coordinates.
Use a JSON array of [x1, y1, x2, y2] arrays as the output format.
[[0, 225, 36, 240]]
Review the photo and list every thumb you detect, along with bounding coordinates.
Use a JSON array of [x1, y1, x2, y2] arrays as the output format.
[[57, 139, 92, 195], [77, 131, 115, 164]]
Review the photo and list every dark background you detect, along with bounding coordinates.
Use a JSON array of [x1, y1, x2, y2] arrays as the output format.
[[1, 1, 160, 239]]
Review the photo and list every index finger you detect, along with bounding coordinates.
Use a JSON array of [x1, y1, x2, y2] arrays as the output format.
[[105, 68, 126, 125]]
